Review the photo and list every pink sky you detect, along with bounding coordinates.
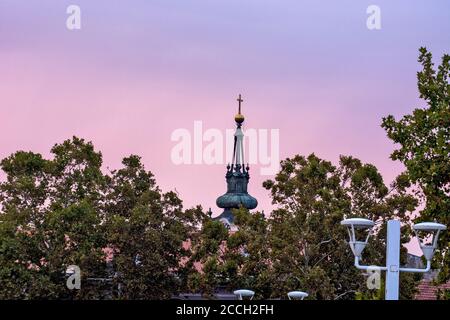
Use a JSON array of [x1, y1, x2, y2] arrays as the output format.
[[1, 1, 449, 253]]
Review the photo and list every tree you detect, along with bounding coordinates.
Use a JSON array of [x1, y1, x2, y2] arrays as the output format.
[[262, 154, 418, 299], [187, 219, 230, 297], [0, 137, 205, 299], [104, 155, 204, 299], [0, 138, 107, 299], [382, 48, 450, 284], [192, 154, 420, 299], [188, 208, 272, 299]]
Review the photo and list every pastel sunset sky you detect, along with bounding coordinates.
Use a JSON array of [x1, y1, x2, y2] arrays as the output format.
[[1, 1, 449, 253]]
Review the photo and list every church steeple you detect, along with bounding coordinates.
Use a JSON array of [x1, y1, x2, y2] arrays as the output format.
[[215, 95, 258, 226]]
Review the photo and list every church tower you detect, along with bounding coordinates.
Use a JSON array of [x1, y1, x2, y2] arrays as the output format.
[[215, 95, 258, 228]]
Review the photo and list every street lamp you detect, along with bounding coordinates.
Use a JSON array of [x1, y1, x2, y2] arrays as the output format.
[[341, 218, 446, 300], [412, 222, 447, 261], [341, 218, 374, 258], [287, 291, 308, 300], [233, 289, 255, 300]]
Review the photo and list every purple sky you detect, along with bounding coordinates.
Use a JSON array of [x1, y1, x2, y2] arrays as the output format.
[[1, 1, 449, 252]]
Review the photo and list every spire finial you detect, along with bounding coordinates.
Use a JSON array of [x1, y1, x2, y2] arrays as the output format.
[[237, 94, 243, 114], [235, 94, 245, 124]]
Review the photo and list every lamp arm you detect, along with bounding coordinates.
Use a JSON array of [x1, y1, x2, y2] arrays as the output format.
[[354, 256, 387, 271], [399, 260, 431, 273]]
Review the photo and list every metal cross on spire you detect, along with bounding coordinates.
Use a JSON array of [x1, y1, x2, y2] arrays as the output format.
[[237, 94, 243, 114]]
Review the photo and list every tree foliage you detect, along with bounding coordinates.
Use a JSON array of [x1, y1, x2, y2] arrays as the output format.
[[104, 155, 204, 299], [192, 154, 420, 299], [0, 137, 204, 299], [382, 48, 450, 283]]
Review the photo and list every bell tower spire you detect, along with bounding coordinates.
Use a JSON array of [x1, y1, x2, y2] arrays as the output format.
[[215, 95, 258, 227]]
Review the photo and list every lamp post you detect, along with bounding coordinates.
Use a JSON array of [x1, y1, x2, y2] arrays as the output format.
[[287, 291, 308, 300], [233, 289, 255, 300], [341, 218, 446, 300]]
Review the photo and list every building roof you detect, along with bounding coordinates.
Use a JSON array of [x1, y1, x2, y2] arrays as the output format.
[[415, 280, 450, 300]]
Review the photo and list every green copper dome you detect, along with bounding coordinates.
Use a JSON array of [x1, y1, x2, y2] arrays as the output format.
[[216, 165, 258, 223]]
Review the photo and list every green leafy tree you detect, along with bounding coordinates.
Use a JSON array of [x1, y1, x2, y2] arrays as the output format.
[[192, 154, 420, 299], [187, 219, 229, 297], [382, 48, 449, 283], [262, 154, 418, 299], [104, 155, 205, 299], [0, 138, 107, 299], [0, 137, 205, 299]]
